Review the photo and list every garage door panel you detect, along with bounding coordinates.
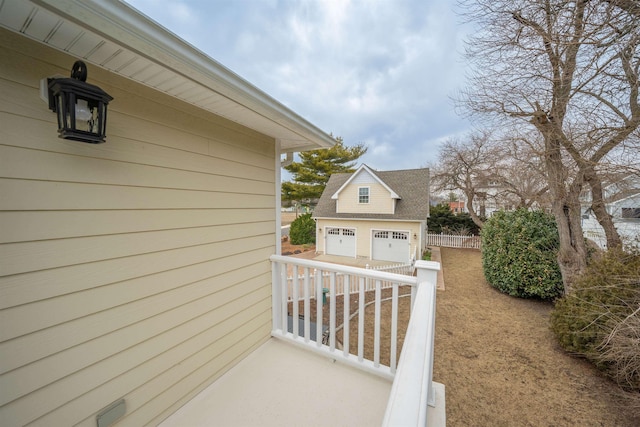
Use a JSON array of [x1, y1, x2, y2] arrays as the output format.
[[372, 230, 409, 262], [326, 228, 356, 257]]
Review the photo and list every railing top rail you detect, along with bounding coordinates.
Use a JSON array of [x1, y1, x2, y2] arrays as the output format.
[[270, 254, 418, 286]]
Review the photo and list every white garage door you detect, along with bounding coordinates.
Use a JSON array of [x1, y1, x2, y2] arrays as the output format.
[[372, 230, 410, 263], [325, 228, 356, 257]]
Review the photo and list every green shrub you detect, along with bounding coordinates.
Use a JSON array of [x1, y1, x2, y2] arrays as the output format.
[[550, 248, 640, 391], [289, 213, 316, 245], [481, 209, 563, 299]]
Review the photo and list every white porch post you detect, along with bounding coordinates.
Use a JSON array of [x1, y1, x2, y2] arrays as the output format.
[[275, 140, 283, 256], [271, 260, 283, 333], [273, 140, 283, 333]]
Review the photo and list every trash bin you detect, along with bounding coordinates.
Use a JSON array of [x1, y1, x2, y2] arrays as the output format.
[[322, 287, 329, 304]]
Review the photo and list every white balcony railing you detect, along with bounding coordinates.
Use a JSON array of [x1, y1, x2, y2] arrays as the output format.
[[270, 255, 440, 425], [283, 262, 415, 300]]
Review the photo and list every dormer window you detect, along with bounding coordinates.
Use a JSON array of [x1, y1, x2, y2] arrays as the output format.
[[359, 187, 370, 204]]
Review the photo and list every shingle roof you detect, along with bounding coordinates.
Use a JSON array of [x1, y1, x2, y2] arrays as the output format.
[[313, 167, 430, 220]]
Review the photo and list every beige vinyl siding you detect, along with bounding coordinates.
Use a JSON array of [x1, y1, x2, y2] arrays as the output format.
[[0, 29, 275, 426], [316, 219, 423, 259], [336, 182, 395, 214]]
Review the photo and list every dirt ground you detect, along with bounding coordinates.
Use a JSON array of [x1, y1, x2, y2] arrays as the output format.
[[282, 242, 639, 426]]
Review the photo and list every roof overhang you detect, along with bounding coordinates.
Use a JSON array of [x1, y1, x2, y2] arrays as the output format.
[[0, 0, 335, 153]]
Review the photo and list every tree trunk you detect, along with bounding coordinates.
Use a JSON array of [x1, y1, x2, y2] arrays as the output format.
[[583, 167, 622, 249], [553, 189, 588, 293], [538, 120, 588, 293], [464, 188, 485, 229]]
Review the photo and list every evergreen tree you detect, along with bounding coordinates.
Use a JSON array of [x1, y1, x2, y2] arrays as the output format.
[[282, 136, 367, 204], [427, 203, 481, 235], [427, 204, 456, 234]]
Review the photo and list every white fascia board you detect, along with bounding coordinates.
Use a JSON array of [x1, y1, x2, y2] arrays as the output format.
[[314, 217, 422, 223], [610, 191, 640, 205], [331, 164, 401, 200], [32, 0, 335, 150]]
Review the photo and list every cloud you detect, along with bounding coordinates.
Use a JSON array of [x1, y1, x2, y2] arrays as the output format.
[[125, 0, 474, 171]]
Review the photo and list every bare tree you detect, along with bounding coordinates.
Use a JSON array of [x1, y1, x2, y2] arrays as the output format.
[[431, 129, 550, 228], [500, 130, 551, 210], [459, 0, 640, 291], [430, 131, 495, 228]]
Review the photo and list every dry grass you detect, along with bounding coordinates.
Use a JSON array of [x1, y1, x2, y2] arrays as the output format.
[[435, 247, 639, 427]]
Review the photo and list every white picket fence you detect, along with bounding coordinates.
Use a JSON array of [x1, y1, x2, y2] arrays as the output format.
[[426, 233, 481, 249]]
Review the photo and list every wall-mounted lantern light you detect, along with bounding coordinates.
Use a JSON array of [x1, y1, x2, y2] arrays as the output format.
[[48, 60, 113, 144]]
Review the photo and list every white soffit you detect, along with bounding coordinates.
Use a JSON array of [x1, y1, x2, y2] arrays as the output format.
[[0, 0, 335, 152]]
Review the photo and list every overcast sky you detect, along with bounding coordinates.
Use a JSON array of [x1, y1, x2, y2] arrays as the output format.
[[125, 0, 474, 173]]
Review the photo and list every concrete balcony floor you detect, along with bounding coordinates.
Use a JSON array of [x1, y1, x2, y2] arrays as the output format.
[[159, 338, 392, 427]]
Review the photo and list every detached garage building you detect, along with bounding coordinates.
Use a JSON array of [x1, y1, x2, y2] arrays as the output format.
[[314, 165, 430, 264]]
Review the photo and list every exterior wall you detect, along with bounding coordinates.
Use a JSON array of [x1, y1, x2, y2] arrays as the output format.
[[582, 194, 640, 250], [608, 193, 640, 217], [0, 30, 275, 426], [316, 218, 424, 260], [448, 201, 466, 214], [582, 215, 640, 250], [336, 182, 395, 214]]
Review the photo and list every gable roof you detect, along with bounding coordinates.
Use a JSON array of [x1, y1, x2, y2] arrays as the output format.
[[0, 0, 335, 153], [314, 167, 430, 221], [331, 164, 400, 200]]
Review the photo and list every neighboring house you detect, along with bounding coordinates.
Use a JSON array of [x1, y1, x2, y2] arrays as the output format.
[[581, 174, 640, 248], [448, 200, 466, 214], [0, 1, 445, 426], [472, 174, 515, 218], [314, 165, 430, 263]]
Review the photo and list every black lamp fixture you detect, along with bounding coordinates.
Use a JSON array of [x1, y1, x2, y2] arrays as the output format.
[[48, 60, 113, 144]]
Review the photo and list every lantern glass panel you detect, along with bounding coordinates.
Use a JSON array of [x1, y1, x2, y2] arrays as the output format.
[[74, 97, 100, 133]]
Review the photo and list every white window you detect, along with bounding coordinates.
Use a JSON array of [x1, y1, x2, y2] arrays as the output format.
[[359, 187, 369, 204], [392, 231, 408, 240]]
